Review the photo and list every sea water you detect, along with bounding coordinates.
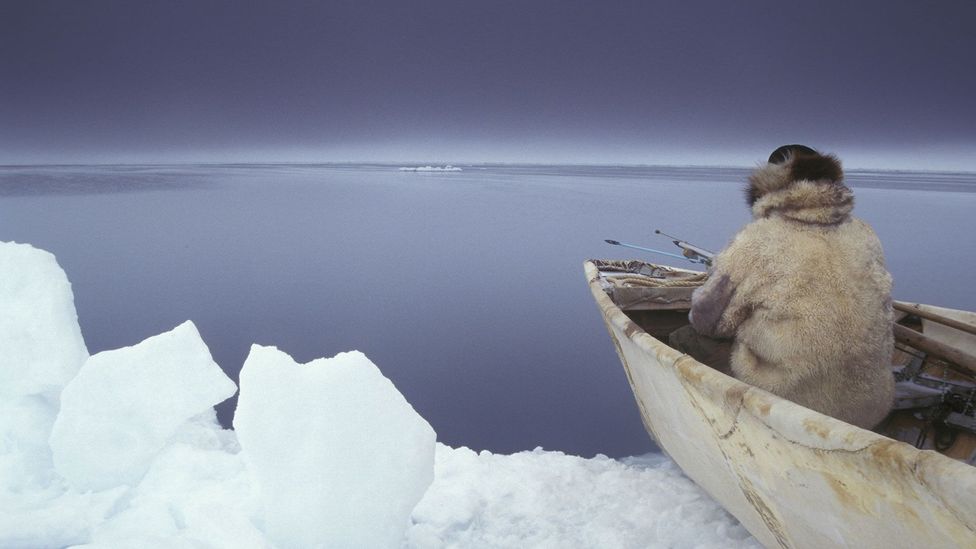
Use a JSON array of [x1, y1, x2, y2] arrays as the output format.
[[1, 163, 974, 457]]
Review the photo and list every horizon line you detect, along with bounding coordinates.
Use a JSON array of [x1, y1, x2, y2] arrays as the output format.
[[2, 160, 975, 175]]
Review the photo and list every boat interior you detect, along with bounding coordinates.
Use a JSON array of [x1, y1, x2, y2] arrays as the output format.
[[591, 259, 976, 466]]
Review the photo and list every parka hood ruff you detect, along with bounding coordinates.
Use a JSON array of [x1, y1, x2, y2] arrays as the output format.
[[748, 152, 853, 225], [752, 180, 854, 225]]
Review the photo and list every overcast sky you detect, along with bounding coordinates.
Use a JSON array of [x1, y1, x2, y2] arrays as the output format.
[[2, 1, 974, 169]]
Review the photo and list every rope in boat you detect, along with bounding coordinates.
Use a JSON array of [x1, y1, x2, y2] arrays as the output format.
[[597, 259, 708, 288], [611, 274, 708, 288]]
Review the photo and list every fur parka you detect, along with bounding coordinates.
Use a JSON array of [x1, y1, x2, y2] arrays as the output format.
[[689, 151, 894, 429]]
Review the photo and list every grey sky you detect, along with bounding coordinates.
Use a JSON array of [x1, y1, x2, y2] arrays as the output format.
[[2, 1, 974, 169]]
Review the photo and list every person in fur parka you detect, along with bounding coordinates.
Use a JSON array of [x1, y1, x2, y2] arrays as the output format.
[[688, 145, 894, 429]]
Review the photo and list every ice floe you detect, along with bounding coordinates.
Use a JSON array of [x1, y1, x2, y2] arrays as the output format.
[[398, 165, 463, 172]]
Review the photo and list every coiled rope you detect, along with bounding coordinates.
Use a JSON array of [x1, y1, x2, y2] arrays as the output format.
[[611, 274, 708, 288], [597, 259, 709, 288]]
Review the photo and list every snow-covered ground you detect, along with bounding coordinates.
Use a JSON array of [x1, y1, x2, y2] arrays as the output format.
[[407, 447, 756, 548], [0, 240, 756, 548]]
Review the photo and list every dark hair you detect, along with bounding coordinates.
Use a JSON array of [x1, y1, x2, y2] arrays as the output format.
[[768, 144, 818, 165]]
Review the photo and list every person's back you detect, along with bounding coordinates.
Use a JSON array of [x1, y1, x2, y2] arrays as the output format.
[[689, 145, 894, 428]]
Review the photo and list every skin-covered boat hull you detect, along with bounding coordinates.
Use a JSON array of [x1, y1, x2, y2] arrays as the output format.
[[585, 261, 976, 548]]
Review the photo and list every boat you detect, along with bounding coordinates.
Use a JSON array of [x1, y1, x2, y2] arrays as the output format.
[[584, 259, 976, 548]]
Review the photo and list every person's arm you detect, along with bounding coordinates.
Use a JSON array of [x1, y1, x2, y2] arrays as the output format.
[[689, 241, 753, 338]]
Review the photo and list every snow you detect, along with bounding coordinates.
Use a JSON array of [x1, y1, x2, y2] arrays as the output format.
[[407, 446, 758, 548], [0, 239, 756, 548], [50, 321, 238, 492], [234, 345, 436, 548], [0, 242, 88, 398], [0, 242, 87, 511], [81, 412, 262, 548], [398, 165, 463, 172]]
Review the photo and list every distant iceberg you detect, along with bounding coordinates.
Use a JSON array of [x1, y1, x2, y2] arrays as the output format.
[[398, 165, 463, 172]]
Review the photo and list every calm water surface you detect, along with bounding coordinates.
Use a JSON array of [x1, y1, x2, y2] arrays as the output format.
[[2, 164, 974, 457]]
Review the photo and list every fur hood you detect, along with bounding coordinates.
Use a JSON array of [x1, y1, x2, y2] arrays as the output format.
[[747, 152, 853, 225]]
